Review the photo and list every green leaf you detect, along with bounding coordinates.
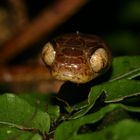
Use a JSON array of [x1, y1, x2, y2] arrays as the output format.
[[110, 56, 140, 81], [70, 78, 140, 119], [47, 104, 60, 121], [19, 93, 48, 111], [0, 127, 42, 140], [0, 93, 50, 135], [69, 89, 103, 119], [68, 120, 140, 140], [89, 79, 140, 103], [54, 104, 140, 140], [20, 93, 60, 122]]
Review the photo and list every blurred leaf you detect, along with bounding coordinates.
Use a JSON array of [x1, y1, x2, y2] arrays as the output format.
[[68, 120, 140, 140], [0, 127, 42, 140], [120, 0, 140, 23], [110, 56, 140, 81], [54, 104, 140, 140], [0, 93, 50, 135], [106, 32, 140, 55], [47, 104, 60, 122]]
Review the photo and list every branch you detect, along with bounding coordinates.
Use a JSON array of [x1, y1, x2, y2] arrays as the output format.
[[0, 64, 64, 93], [0, 0, 87, 64], [0, 64, 51, 83]]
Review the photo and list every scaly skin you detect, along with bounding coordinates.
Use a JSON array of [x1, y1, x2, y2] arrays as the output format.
[[42, 33, 112, 84]]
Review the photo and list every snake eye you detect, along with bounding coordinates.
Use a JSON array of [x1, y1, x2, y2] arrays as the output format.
[[90, 48, 108, 73], [42, 42, 56, 66]]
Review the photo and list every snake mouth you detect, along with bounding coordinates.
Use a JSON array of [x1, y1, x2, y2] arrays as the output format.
[[51, 70, 97, 84]]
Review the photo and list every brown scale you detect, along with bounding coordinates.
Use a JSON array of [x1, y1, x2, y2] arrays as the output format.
[[42, 33, 112, 83]]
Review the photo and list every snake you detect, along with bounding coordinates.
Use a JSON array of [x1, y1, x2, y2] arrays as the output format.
[[42, 33, 112, 84]]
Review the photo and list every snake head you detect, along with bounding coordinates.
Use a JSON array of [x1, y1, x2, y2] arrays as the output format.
[[42, 33, 112, 84]]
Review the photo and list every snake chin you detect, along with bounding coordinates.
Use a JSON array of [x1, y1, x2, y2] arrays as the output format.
[[52, 71, 98, 84]]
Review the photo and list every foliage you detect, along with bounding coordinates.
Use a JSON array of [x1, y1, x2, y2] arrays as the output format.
[[0, 56, 140, 140]]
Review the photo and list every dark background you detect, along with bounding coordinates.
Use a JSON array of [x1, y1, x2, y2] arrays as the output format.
[[25, 0, 140, 56], [1, 0, 140, 58]]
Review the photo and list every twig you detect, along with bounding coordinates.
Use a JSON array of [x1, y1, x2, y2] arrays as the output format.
[[0, 64, 51, 83], [0, 64, 64, 93], [0, 0, 87, 64]]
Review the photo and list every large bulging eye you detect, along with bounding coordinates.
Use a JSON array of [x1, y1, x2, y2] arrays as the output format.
[[42, 42, 56, 66], [90, 48, 108, 72]]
